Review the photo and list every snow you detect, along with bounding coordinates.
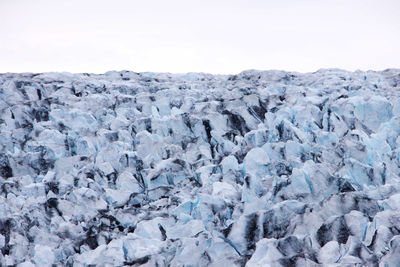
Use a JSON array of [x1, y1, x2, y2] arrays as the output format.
[[0, 69, 400, 266]]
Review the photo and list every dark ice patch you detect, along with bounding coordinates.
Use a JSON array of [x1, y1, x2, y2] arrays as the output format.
[[317, 216, 350, 247], [65, 136, 77, 156], [353, 196, 381, 218], [277, 236, 304, 257], [199, 252, 212, 266], [45, 181, 59, 194], [19, 118, 34, 131], [270, 107, 279, 113], [278, 255, 302, 267], [336, 217, 351, 244], [124, 256, 150, 265], [84, 226, 99, 250], [337, 178, 355, 193], [30, 147, 55, 175], [316, 223, 333, 247], [36, 89, 42, 100], [245, 213, 259, 250], [143, 118, 152, 133], [222, 110, 250, 135], [247, 104, 267, 121], [275, 162, 292, 176], [45, 197, 63, 217], [263, 210, 290, 239], [158, 223, 167, 241], [57, 122, 68, 133], [272, 179, 291, 197], [222, 223, 233, 238], [202, 119, 212, 142], [310, 152, 322, 163], [105, 132, 118, 142], [14, 80, 32, 89], [0, 219, 13, 255], [222, 131, 237, 143], [182, 113, 192, 132], [276, 121, 292, 142], [172, 158, 186, 168], [367, 230, 377, 251], [0, 153, 13, 178]]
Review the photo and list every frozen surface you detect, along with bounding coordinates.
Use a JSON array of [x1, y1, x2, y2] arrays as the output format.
[[1, 69, 400, 266]]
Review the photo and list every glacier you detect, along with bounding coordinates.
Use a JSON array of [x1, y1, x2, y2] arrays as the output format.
[[0, 69, 400, 266]]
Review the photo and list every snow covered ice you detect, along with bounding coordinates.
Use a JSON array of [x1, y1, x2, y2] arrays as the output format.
[[1, 69, 400, 266]]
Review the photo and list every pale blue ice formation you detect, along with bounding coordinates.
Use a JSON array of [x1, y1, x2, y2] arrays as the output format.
[[1, 69, 400, 266]]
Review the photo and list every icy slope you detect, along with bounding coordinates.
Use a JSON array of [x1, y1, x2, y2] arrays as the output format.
[[1, 69, 400, 266]]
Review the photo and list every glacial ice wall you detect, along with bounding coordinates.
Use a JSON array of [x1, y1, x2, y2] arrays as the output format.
[[1, 69, 400, 266]]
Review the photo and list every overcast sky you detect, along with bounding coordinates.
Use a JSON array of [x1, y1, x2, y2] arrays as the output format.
[[0, 0, 399, 74]]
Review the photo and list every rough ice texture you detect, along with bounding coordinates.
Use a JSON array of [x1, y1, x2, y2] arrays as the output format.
[[1, 69, 400, 266]]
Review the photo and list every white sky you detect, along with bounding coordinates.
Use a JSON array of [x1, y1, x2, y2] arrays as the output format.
[[0, 0, 399, 74]]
